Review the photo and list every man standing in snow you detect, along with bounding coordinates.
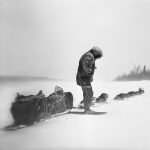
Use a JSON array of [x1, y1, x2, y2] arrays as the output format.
[[76, 46, 103, 114]]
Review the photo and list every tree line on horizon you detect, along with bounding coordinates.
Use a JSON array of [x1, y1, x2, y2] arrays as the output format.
[[114, 65, 150, 81]]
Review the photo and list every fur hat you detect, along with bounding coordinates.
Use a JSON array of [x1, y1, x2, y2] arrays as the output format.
[[90, 46, 103, 58]]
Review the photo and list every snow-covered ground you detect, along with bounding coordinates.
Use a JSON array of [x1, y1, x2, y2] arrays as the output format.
[[0, 79, 150, 150]]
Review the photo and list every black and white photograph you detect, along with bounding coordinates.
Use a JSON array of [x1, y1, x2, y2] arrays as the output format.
[[0, 0, 150, 150]]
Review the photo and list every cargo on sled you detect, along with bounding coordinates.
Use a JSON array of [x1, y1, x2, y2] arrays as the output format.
[[10, 86, 73, 127]]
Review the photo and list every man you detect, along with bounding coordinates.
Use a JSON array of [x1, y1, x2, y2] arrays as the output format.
[[76, 46, 103, 114]]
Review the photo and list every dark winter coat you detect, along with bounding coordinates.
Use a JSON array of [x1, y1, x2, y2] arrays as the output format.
[[76, 51, 96, 86]]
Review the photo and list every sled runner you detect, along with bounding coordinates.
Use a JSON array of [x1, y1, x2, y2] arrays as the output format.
[[70, 107, 107, 115]]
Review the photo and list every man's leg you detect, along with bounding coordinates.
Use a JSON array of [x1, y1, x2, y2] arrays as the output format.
[[80, 88, 86, 104], [81, 85, 93, 111]]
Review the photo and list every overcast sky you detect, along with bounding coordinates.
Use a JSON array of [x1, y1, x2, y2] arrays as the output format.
[[1, 0, 150, 81]]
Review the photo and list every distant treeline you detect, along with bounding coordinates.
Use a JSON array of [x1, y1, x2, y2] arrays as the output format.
[[114, 65, 150, 81], [0, 75, 51, 83]]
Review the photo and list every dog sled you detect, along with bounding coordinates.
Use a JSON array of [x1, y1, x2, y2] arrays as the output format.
[[5, 86, 73, 130]]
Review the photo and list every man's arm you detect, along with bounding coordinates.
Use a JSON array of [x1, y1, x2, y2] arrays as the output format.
[[82, 54, 94, 75]]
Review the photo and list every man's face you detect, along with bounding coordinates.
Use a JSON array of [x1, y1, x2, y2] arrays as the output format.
[[94, 54, 102, 60]]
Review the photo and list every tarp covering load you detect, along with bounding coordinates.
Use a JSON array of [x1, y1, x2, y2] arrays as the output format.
[[10, 86, 73, 126]]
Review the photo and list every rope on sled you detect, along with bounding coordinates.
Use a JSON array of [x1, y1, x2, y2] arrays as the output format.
[[46, 94, 71, 118]]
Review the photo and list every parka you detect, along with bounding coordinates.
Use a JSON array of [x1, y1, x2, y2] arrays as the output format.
[[76, 47, 102, 86]]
